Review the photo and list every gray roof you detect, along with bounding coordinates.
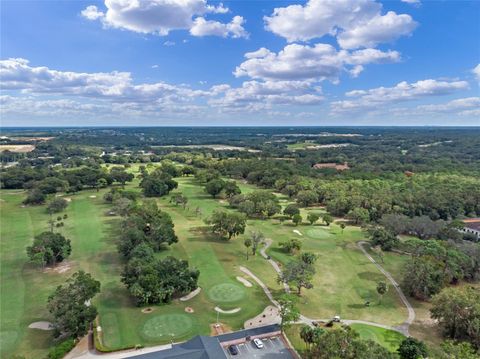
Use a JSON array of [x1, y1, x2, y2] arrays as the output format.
[[126, 324, 281, 359]]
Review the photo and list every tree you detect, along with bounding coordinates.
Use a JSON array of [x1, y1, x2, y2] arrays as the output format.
[[47, 271, 100, 338], [403, 256, 444, 300], [376, 281, 388, 304], [305, 326, 395, 359], [205, 178, 225, 198], [46, 198, 68, 214], [292, 213, 302, 226], [122, 255, 199, 306], [118, 200, 177, 257], [397, 337, 428, 359], [206, 210, 247, 240], [23, 188, 46, 205], [170, 193, 188, 209], [440, 340, 479, 359], [279, 238, 302, 254], [278, 294, 300, 332], [140, 170, 178, 197], [110, 167, 134, 187], [250, 231, 265, 256], [369, 227, 399, 251], [224, 181, 241, 198], [430, 286, 480, 348], [380, 213, 409, 236], [340, 222, 346, 233], [307, 213, 320, 225], [244, 237, 252, 260], [321, 213, 333, 226], [296, 190, 317, 207], [300, 325, 315, 349], [279, 252, 317, 295], [27, 232, 71, 267], [284, 204, 300, 218], [347, 207, 370, 225]]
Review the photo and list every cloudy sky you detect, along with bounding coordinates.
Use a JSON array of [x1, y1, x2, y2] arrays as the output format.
[[1, 0, 479, 126]]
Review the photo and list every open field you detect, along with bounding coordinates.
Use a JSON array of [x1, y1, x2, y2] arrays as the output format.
[[0, 144, 36, 153], [286, 142, 352, 150], [1, 165, 416, 357]]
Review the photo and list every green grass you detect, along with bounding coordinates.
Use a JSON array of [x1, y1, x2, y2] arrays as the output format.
[[0, 167, 413, 357], [349, 323, 405, 352]]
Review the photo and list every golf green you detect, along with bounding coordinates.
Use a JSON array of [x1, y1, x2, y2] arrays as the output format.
[[208, 283, 246, 303], [305, 227, 333, 239], [141, 314, 194, 340]]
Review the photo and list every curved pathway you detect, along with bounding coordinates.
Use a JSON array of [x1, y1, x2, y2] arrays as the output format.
[[244, 239, 415, 336], [357, 241, 415, 336]]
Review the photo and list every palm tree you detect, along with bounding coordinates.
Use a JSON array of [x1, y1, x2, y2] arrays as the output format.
[[244, 238, 252, 260]]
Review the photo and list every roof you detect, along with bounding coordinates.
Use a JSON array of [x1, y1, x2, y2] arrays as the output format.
[[312, 162, 349, 171], [126, 325, 281, 359], [128, 336, 227, 359], [463, 218, 480, 232]]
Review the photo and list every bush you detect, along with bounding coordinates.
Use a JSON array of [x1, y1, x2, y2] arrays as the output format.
[[47, 339, 75, 359]]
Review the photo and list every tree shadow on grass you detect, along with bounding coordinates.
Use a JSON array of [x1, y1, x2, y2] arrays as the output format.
[[187, 226, 234, 244], [357, 271, 384, 282]]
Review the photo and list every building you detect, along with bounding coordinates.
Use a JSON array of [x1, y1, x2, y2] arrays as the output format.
[[461, 218, 480, 240], [127, 324, 296, 359]]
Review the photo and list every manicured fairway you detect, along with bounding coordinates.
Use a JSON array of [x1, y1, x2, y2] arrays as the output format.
[[350, 323, 405, 352]]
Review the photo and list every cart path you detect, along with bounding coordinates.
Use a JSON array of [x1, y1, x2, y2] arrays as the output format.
[[246, 239, 415, 336]]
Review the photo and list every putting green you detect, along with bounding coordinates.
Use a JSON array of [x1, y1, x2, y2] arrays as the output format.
[[208, 283, 246, 303], [141, 314, 194, 340], [350, 323, 405, 352], [305, 227, 333, 239]]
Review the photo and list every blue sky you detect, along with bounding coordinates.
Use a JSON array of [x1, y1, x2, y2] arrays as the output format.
[[1, 0, 479, 126]]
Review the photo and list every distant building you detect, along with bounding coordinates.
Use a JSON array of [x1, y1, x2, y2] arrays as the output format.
[[127, 324, 295, 359], [461, 218, 480, 239]]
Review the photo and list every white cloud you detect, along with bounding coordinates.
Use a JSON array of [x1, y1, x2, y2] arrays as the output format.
[[234, 43, 400, 82], [190, 16, 248, 38], [417, 97, 480, 115], [337, 11, 417, 49], [473, 64, 480, 81], [163, 41, 175, 46], [81, 0, 247, 38], [209, 80, 324, 111], [331, 79, 469, 112], [264, 0, 416, 49], [0, 58, 207, 102], [81, 5, 105, 20]]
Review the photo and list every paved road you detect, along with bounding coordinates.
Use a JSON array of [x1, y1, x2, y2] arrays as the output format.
[[243, 239, 415, 336]]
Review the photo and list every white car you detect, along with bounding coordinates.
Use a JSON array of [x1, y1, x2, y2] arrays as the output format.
[[253, 338, 264, 349]]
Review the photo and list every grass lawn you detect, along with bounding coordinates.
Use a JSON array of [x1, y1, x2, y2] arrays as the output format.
[[349, 323, 405, 352]]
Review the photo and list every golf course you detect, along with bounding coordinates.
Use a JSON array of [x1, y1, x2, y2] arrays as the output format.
[[0, 164, 428, 358]]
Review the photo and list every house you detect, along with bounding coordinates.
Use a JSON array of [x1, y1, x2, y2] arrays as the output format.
[[461, 218, 480, 240]]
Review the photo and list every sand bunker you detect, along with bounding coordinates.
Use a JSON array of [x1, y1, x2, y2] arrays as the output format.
[[185, 307, 195, 313], [236, 276, 253, 287], [214, 306, 241, 314], [244, 306, 280, 329], [89, 195, 97, 199], [180, 287, 201, 301], [29, 321, 53, 330], [293, 230, 303, 236], [141, 307, 154, 314], [64, 197, 72, 202]]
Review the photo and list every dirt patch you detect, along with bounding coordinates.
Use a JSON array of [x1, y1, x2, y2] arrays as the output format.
[[0, 145, 35, 153], [180, 287, 201, 301], [89, 195, 97, 198], [64, 197, 72, 202], [293, 230, 303, 236], [210, 323, 232, 336], [43, 261, 72, 274], [185, 307, 195, 314], [141, 307, 154, 314], [28, 321, 53, 330], [244, 305, 280, 329], [214, 306, 241, 314], [236, 276, 253, 287]]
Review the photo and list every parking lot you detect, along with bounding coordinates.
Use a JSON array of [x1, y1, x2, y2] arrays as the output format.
[[223, 336, 294, 358]]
